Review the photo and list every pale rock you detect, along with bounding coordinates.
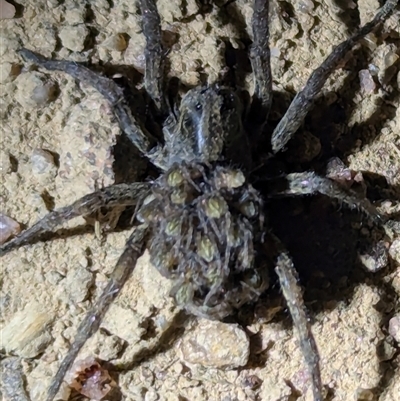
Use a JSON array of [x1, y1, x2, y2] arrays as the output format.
[[60, 268, 93, 303], [388, 314, 400, 344], [59, 25, 89, 52], [102, 304, 146, 344], [31, 148, 57, 176], [178, 319, 249, 369], [0, 0, 15, 19], [0, 213, 21, 244], [14, 72, 57, 108]]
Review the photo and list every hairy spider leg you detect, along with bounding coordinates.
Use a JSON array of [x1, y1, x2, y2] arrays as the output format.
[[0, 183, 149, 255], [269, 172, 383, 224], [18, 49, 160, 161], [140, 0, 168, 116], [265, 172, 397, 400], [271, 234, 323, 401], [20, 0, 175, 169], [248, 0, 273, 130], [271, 0, 399, 153], [276, 173, 400, 233], [46, 226, 148, 401]]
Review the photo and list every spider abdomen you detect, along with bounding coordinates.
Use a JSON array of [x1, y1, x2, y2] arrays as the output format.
[[138, 163, 269, 319]]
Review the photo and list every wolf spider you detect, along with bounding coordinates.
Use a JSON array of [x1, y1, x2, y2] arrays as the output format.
[[2, 0, 399, 400]]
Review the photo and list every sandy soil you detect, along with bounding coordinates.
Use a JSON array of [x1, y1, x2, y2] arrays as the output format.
[[1, 1, 400, 401]]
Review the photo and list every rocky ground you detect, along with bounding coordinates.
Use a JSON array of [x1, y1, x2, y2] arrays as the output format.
[[1, 1, 400, 401]]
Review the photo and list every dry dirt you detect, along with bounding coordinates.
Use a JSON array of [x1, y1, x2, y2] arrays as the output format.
[[1, 1, 400, 401]]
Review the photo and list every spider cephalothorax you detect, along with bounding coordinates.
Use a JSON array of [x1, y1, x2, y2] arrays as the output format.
[[1, 1, 399, 401]]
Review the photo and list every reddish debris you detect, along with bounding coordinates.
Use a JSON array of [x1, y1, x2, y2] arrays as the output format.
[[326, 157, 365, 193], [65, 357, 116, 400]]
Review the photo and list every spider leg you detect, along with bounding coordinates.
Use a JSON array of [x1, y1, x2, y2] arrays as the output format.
[[18, 49, 159, 159], [271, 0, 398, 153], [140, 0, 168, 116], [46, 225, 148, 401], [269, 172, 383, 223], [272, 235, 323, 401], [0, 183, 149, 255], [248, 0, 272, 129]]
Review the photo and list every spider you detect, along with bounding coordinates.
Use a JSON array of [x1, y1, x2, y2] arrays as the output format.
[[1, 0, 399, 400]]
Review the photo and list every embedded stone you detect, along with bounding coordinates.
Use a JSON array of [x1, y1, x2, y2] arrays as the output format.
[[0, 213, 21, 244], [178, 319, 250, 369], [101, 34, 128, 51], [59, 25, 89, 52], [31, 148, 57, 175]]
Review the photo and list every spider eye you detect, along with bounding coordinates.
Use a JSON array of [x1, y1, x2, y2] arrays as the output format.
[[195, 102, 202, 110]]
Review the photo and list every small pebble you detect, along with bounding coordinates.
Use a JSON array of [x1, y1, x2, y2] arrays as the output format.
[[368, 63, 379, 76], [31, 149, 57, 175], [388, 314, 400, 344], [0, 213, 21, 244], [359, 69, 376, 94], [377, 338, 396, 361], [31, 83, 58, 105], [297, 0, 314, 13], [140, 366, 155, 385], [391, 270, 400, 296], [94, 333, 125, 361], [384, 51, 399, 69], [356, 388, 374, 401], [45, 270, 64, 285], [101, 34, 128, 51], [178, 319, 249, 369], [270, 47, 280, 58], [0, 0, 15, 19], [389, 238, 400, 265], [59, 25, 89, 52], [326, 157, 365, 195], [144, 389, 159, 401], [65, 7, 86, 25], [359, 241, 388, 273], [242, 375, 262, 390], [101, 304, 146, 344], [62, 268, 93, 303], [363, 33, 378, 51], [15, 72, 57, 108]]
